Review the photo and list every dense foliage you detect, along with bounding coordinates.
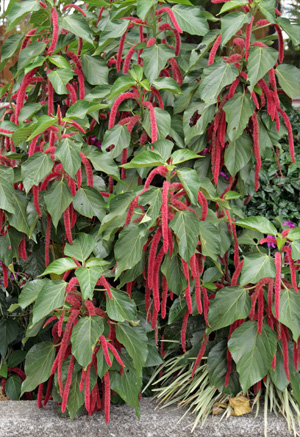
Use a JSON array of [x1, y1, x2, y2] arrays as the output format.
[[0, 0, 300, 423]]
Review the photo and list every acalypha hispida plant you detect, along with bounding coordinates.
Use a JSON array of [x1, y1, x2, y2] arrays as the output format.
[[0, 0, 299, 422]]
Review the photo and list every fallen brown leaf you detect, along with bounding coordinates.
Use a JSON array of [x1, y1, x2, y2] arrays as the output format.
[[229, 396, 252, 416]]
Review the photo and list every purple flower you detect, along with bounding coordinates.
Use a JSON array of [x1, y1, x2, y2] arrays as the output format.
[[8, 245, 11, 250], [267, 235, 276, 248], [283, 220, 295, 229], [220, 171, 229, 181]]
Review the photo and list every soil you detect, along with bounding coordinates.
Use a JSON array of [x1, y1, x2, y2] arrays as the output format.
[[0, 387, 9, 401]]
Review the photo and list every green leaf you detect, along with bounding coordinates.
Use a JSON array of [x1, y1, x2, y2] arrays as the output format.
[[168, 297, 188, 323], [236, 217, 277, 235], [115, 324, 148, 377], [82, 54, 109, 86], [44, 180, 73, 228], [199, 222, 220, 261], [276, 289, 300, 342], [161, 254, 188, 295], [137, 0, 157, 20], [141, 44, 175, 83], [21, 342, 55, 395], [114, 224, 148, 279], [207, 340, 242, 395], [122, 151, 165, 169], [32, 281, 67, 325], [102, 124, 130, 159], [18, 103, 41, 124], [67, 371, 85, 420], [7, 350, 27, 368], [21, 153, 53, 193], [170, 211, 199, 262], [177, 168, 200, 205], [55, 138, 82, 180], [277, 17, 300, 46], [291, 241, 300, 261], [6, 0, 39, 32], [109, 77, 136, 100], [219, 0, 248, 14], [75, 266, 103, 301], [82, 147, 120, 182], [0, 319, 19, 357], [199, 61, 239, 106], [106, 288, 137, 322], [59, 14, 94, 44], [208, 287, 251, 332], [97, 20, 130, 52], [240, 253, 276, 286], [7, 191, 29, 235], [110, 365, 142, 418], [66, 100, 108, 119], [247, 46, 278, 92], [225, 133, 253, 177], [18, 279, 47, 309], [48, 55, 72, 70], [41, 258, 78, 276], [0, 33, 23, 64], [270, 344, 289, 391], [73, 187, 106, 221], [172, 149, 200, 165], [257, 0, 276, 23], [139, 187, 162, 228], [17, 41, 46, 74], [5, 375, 21, 400], [27, 115, 57, 142], [221, 12, 252, 46], [143, 107, 171, 140], [71, 316, 104, 368], [223, 93, 254, 141], [275, 64, 300, 99], [172, 4, 209, 36], [152, 77, 182, 94], [228, 321, 277, 392], [0, 165, 15, 213], [99, 192, 135, 234], [65, 233, 97, 262], [48, 69, 74, 95]]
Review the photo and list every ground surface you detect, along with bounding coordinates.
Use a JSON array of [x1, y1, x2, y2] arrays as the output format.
[[0, 398, 299, 437]]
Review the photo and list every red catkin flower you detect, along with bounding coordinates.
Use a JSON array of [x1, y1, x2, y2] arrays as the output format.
[[62, 4, 86, 16], [252, 41, 268, 47], [58, 310, 65, 337], [123, 43, 139, 73], [181, 311, 189, 353], [198, 191, 208, 221], [274, 25, 284, 63], [245, 16, 254, 61], [43, 375, 53, 406], [168, 58, 183, 85], [155, 7, 183, 34], [48, 8, 59, 57], [117, 31, 128, 72], [231, 259, 244, 286], [278, 108, 295, 163], [21, 28, 37, 50], [80, 153, 94, 186], [208, 34, 222, 66], [98, 276, 113, 300], [192, 334, 208, 377], [225, 54, 242, 63], [143, 101, 158, 143], [45, 213, 52, 267], [233, 37, 245, 49], [251, 112, 261, 191], [64, 206, 73, 244], [158, 23, 181, 56], [145, 166, 168, 189], [182, 259, 193, 314], [281, 325, 290, 381], [33, 185, 41, 217], [274, 252, 281, 319], [152, 248, 165, 312], [106, 342, 125, 367], [257, 287, 264, 334], [228, 78, 240, 99], [108, 92, 137, 129], [37, 383, 44, 408], [61, 355, 75, 413], [202, 286, 210, 326], [150, 87, 164, 109], [283, 246, 298, 293], [162, 181, 170, 254], [161, 275, 168, 319], [103, 371, 111, 423], [100, 336, 112, 366], [256, 19, 270, 27], [66, 83, 77, 105]]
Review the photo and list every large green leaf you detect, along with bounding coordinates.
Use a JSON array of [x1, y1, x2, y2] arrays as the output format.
[[32, 281, 67, 325], [270, 344, 289, 392], [275, 64, 300, 99], [228, 321, 277, 392], [207, 340, 241, 395], [247, 46, 278, 92], [59, 14, 94, 44], [291, 240, 300, 261], [0, 165, 15, 214], [18, 279, 48, 309], [110, 365, 142, 417], [161, 254, 188, 295], [0, 33, 23, 65], [225, 134, 253, 177], [64, 233, 97, 262], [21, 153, 53, 193], [82, 147, 120, 181], [102, 124, 130, 159], [172, 4, 209, 36], [235, 217, 277, 235], [143, 107, 171, 140], [240, 253, 276, 286], [221, 12, 252, 46], [168, 297, 188, 324], [115, 323, 148, 377], [66, 100, 108, 120], [199, 222, 220, 261], [21, 342, 55, 395], [55, 138, 82, 180], [97, 20, 130, 52], [172, 149, 200, 165], [106, 288, 137, 322], [114, 224, 149, 279], [208, 287, 251, 332], [7, 191, 29, 235], [41, 258, 78, 276], [27, 115, 57, 141], [67, 370, 85, 421], [223, 93, 254, 141], [277, 17, 300, 46], [170, 210, 199, 262], [152, 77, 182, 94], [141, 44, 175, 83], [44, 180, 73, 228], [48, 69, 74, 95], [139, 187, 162, 228], [71, 316, 104, 367], [276, 289, 300, 342], [137, 0, 158, 20], [0, 319, 19, 357], [75, 266, 103, 301], [6, 0, 39, 32], [73, 187, 106, 221], [122, 151, 165, 169], [258, 0, 276, 23], [176, 168, 200, 205], [199, 61, 239, 106], [99, 192, 135, 234], [5, 375, 22, 400], [82, 54, 109, 86], [109, 77, 136, 100]]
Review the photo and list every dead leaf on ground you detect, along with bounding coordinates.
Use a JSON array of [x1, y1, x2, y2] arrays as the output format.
[[229, 396, 252, 416]]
